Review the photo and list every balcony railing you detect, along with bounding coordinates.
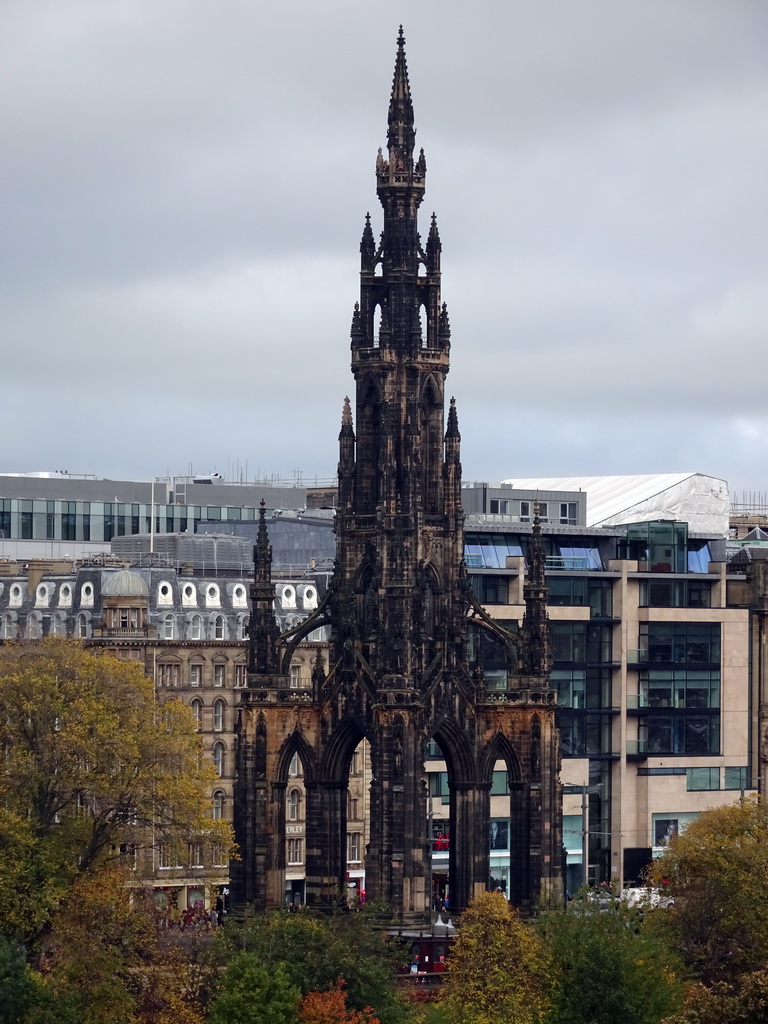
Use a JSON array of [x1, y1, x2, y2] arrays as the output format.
[[545, 556, 602, 571]]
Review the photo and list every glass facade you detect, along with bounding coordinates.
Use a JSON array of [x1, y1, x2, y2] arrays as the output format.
[[0, 498, 258, 543], [639, 579, 712, 607]]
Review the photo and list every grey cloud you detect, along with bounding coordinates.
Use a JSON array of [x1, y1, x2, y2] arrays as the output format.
[[2, 0, 767, 496]]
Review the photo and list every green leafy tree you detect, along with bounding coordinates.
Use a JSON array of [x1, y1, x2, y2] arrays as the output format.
[[650, 797, 768, 983], [440, 890, 551, 1024], [208, 956, 299, 1024], [0, 933, 42, 1024], [219, 911, 410, 1024], [538, 898, 682, 1024], [0, 639, 232, 944]]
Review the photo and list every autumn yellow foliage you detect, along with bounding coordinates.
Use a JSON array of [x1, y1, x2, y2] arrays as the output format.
[[0, 638, 233, 943], [440, 891, 551, 1024]]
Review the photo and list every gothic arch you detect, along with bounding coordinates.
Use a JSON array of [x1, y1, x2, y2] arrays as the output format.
[[480, 730, 523, 784], [320, 714, 368, 783], [429, 715, 476, 783], [276, 728, 318, 785]]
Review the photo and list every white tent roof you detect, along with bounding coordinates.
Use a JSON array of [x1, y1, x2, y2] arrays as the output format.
[[501, 473, 729, 536]]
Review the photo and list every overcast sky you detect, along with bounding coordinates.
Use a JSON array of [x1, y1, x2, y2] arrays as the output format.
[[2, 1, 767, 499]]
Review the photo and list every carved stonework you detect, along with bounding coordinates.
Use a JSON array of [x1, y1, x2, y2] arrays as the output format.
[[231, 29, 562, 922]]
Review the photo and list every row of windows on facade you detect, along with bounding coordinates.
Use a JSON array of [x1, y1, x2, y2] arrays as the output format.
[[285, 790, 364, 822], [0, 611, 247, 641], [487, 499, 579, 525], [465, 530, 711, 575], [286, 748, 366, 781], [548, 621, 721, 666], [157, 663, 308, 690], [559, 711, 721, 757], [285, 834, 363, 866], [554, 667, 721, 711], [0, 503, 262, 542], [2, 580, 249, 611], [157, 840, 228, 869], [637, 765, 753, 791]]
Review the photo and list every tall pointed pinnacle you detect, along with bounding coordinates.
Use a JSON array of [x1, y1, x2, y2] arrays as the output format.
[[522, 501, 551, 677], [248, 500, 280, 676], [387, 25, 416, 165], [445, 397, 460, 439], [360, 212, 375, 269], [528, 501, 546, 587], [254, 499, 272, 585]]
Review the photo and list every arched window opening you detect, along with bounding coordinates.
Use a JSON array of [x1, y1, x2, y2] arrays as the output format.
[[288, 788, 301, 821], [212, 742, 225, 777], [213, 699, 224, 732], [212, 790, 224, 820]]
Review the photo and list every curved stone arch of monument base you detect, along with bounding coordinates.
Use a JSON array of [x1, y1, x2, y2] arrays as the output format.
[[427, 715, 491, 913]]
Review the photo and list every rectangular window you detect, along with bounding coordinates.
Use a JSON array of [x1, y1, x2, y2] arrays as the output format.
[[347, 833, 361, 862], [490, 770, 509, 795], [489, 499, 509, 514], [470, 575, 509, 605], [157, 664, 180, 688], [211, 843, 226, 867], [551, 622, 612, 664], [558, 711, 613, 757], [639, 713, 720, 755], [214, 665, 225, 688], [348, 795, 359, 820], [190, 665, 202, 687], [158, 843, 171, 869], [234, 665, 247, 688], [638, 623, 720, 666], [489, 819, 509, 850], [639, 669, 720, 710], [519, 500, 530, 522], [686, 767, 720, 791], [559, 502, 578, 525], [724, 766, 751, 790], [639, 580, 712, 608], [188, 842, 204, 867], [288, 838, 303, 864], [290, 665, 300, 689]]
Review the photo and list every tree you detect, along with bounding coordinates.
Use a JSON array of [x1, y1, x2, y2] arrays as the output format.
[[35, 865, 209, 1024], [537, 898, 682, 1024], [208, 956, 299, 1024], [439, 890, 551, 1024], [0, 933, 41, 1024], [0, 639, 232, 944], [663, 969, 768, 1024], [650, 797, 768, 983], [299, 981, 380, 1024], [218, 911, 409, 1024]]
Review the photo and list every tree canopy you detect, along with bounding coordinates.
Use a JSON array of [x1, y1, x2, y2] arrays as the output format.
[[217, 911, 410, 1024], [537, 897, 682, 1024], [440, 890, 551, 1024], [0, 639, 231, 943], [651, 797, 768, 983]]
